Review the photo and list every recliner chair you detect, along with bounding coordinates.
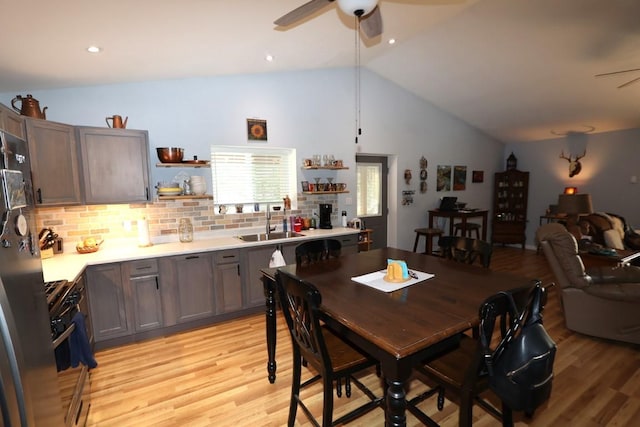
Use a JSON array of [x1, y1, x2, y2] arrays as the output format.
[[536, 223, 640, 345]]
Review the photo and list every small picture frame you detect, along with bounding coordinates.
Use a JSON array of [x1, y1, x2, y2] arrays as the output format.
[[472, 170, 484, 183], [301, 181, 309, 192], [247, 118, 267, 141]]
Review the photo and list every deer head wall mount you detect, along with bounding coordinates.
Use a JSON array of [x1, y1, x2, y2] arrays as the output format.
[[560, 149, 586, 178]]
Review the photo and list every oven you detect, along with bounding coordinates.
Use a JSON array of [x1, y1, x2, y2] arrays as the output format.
[[46, 277, 94, 427]]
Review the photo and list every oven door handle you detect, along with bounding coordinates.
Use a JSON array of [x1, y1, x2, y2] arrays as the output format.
[[53, 322, 76, 349]]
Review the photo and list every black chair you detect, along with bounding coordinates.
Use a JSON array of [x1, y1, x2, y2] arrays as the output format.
[[276, 269, 383, 426], [438, 235, 493, 267], [295, 239, 341, 267], [408, 281, 551, 427]]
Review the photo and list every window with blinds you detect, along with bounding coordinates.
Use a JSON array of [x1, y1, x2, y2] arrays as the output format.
[[210, 145, 297, 205]]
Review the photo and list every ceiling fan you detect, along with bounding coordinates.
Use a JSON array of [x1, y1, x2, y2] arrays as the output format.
[[595, 68, 640, 89], [274, 0, 385, 39]]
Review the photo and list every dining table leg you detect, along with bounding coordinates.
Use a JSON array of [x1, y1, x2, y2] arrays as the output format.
[[386, 378, 408, 426], [262, 275, 277, 383]]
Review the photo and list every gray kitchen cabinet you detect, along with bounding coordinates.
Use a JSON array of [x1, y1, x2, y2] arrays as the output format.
[[25, 118, 82, 206], [85, 263, 132, 341], [213, 250, 243, 314], [126, 259, 163, 332], [0, 103, 25, 139], [334, 233, 359, 254], [76, 127, 151, 204], [159, 253, 215, 325], [243, 242, 297, 308]]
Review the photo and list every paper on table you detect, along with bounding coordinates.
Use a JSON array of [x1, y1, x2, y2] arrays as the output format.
[[351, 270, 435, 293]]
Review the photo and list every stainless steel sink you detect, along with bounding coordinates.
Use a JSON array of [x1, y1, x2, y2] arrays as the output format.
[[236, 231, 305, 242]]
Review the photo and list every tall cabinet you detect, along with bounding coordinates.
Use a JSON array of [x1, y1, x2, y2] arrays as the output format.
[[491, 169, 529, 248]]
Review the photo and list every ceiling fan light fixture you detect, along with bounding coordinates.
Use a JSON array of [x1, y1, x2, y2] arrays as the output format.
[[337, 0, 378, 17]]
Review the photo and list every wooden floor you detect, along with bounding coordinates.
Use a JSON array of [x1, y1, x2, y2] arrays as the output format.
[[87, 247, 640, 427]]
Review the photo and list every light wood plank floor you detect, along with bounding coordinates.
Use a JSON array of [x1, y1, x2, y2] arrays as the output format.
[[87, 247, 640, 426]]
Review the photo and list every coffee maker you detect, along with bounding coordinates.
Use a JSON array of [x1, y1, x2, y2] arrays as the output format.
[[318, 203, 332, 229]]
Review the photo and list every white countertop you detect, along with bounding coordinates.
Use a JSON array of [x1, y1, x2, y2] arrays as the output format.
[[41, 227, 360, 283]]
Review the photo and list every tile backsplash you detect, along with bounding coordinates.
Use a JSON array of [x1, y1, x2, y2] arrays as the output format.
[[35, 194, 338, 244]]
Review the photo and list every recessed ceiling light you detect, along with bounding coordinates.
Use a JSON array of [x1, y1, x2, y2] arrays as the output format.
[[265, 54, 274, 62], [388, 38, 396, 45], [87, 46, 101, 53]]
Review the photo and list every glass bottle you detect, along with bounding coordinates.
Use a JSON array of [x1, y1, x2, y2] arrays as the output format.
[[179, 218, 193, 242]]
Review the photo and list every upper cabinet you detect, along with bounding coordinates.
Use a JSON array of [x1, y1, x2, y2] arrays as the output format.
[[26, 118, 83, 206], [0, 103, 26, 139], [77, 127, 151, 204]]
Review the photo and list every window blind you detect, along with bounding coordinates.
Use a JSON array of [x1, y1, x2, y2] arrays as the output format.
[[210, 145, 296, 205]]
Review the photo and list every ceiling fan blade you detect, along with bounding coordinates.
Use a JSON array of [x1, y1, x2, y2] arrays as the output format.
[[595, 68, 640, 78], [360, 5, 383, 38], [618, 76, 640, 89], [274, 0, 334, 26]]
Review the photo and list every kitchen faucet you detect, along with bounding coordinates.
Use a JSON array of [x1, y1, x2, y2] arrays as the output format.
[[266, 204, 276, 235]]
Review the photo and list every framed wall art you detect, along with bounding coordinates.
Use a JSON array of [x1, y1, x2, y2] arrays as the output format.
[[247, 118, 268, 141], [453, 165, 467, 191], [436, 165, 451, 192], [472, 170, 484, 183]]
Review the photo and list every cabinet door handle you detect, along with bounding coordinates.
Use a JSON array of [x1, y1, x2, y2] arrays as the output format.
[[155, 276, 159, 290], [237, 264, 240, 276], [36, 188, 42, 204], [186, 255, 199, 260], [136, 266, 152, 270], [223, 255, 235, 259]]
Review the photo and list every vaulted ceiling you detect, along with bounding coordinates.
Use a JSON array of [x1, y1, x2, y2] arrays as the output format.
[[2, 0, 639, 142]]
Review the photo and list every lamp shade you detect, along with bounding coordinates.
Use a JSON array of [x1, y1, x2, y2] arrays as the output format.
[[557, 194, 593, 215], [337, 0, 378, 16]]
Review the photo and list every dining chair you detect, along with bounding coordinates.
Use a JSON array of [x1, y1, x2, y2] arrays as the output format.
[[438, 235, 493, 267], [295, 239, 341, 267], [408, 281, 550, 427], [275, 269, 383, 426]]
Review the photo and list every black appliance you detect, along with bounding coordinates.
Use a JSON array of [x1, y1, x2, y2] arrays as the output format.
[[319, 203, 332, 229], [47, 278, 93, 427], [0, 130, 65, 425], [439, 196, 458, 211]]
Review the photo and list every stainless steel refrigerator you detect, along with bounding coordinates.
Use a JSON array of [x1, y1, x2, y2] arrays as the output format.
[[0, 130, 65, 426]]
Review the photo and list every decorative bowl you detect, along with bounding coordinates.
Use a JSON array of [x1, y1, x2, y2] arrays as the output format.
[[156, 147, 184, 163]]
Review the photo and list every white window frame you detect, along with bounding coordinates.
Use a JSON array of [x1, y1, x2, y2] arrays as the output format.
[[210, 145, 297, 206]]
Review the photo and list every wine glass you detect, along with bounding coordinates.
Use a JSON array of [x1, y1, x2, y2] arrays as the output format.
[[326, 177, 334, 191], [322, 155, 328, 167], [314, 177, 321, 192]]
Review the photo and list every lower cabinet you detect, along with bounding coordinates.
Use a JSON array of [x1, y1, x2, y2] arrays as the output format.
[[84, 233, 360, 347], [85, 264, 132, 341], [213, 250, 243, 314], [242, 242, 297, 308], [127, 259, 163, 333], [159, 253, 215, 326]]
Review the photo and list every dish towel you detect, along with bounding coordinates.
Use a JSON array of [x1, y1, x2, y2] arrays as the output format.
[[269, 249, 286, 268], [70, 312, 98, 369]]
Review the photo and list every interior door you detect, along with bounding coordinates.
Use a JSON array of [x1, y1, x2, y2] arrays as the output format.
[[356, 155, 388, 249]]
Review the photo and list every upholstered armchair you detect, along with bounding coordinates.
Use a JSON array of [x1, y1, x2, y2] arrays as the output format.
[[536, 223, 640, 345]]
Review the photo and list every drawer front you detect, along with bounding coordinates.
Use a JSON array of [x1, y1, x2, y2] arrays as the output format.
[[128, 259, 159, 276], [214, 249, 240, 264], [335, 234, 359, 247]]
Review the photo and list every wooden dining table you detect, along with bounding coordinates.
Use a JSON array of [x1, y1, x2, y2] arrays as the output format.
[[261, 247, 535, 427]]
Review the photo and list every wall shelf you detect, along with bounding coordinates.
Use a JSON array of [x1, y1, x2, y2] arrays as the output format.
[[157, 194, 213, 200], [301, 191, 349, 195], [156, 162, 210, 168], [301, 166, 349, 170]]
